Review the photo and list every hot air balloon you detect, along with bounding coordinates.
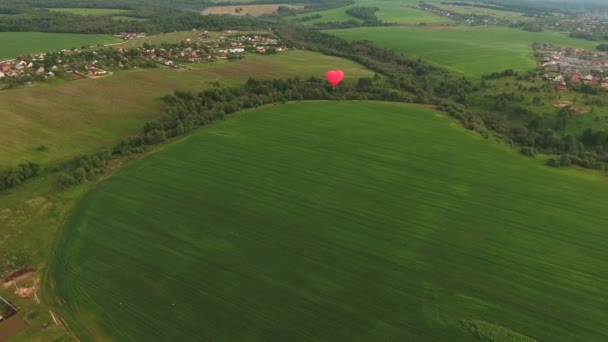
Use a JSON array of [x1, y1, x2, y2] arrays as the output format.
[[326, 70, 344, 88]]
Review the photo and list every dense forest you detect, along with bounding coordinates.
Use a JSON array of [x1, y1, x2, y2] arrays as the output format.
[[0, 10, 264, 34]]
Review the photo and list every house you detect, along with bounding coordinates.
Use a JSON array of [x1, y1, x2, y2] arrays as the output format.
[[85, 63, 95, 70], [0, 63, 10, 72], [26, 62, 33, 68], [47, 71, 55, 77], [554, 75, 564, 82], [0, 71, 4, 78], [558, 83, 569, 91], [571, 73, 580, 83], [36, 66, 45, 73], [584, 74, 594, 81]]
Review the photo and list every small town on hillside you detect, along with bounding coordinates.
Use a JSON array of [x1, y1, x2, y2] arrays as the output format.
[[0, 31, 286, 89], [535, 43, 608, 91]]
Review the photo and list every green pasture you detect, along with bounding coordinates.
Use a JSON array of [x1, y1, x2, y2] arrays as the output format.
[[50, 101, 608, 341], [0, 32, 120, 60], [47, 8, 132, 16], [327, 26, 602, 76], [288, 0, 451, 25], [0, 50, 372, 166]]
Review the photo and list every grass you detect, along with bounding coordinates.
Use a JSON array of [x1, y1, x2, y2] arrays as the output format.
[[47, 8, 132, 16], [202, 4, 303, 16], [0, 32, 121, 60], [0, 51, 372, 166], [50, 101, 608, 341], [287, 0, 452, 25], [326, 26, 603, 77]]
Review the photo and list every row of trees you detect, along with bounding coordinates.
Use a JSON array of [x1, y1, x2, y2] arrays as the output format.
[[0, 163, 40, 191]]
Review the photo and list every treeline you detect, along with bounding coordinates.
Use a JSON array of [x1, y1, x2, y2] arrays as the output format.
[[345, 6, 380, 22], [0, 0, 214, 12], [0, 10, 264, 34], [296, 14, 322, 22], [569, 31, 608, 42], [439, 101, 608, 171], [53, 76, 413, 189], [0, 163, 40, 191]]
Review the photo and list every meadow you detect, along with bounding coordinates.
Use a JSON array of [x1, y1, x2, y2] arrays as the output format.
[[202, 4, 303, 16], [0, 32, 121, 60], [0, 51, 372, 165], [50, 101, 608, 341], [288, 0, 452, 24], [327, 26, 602, 76]]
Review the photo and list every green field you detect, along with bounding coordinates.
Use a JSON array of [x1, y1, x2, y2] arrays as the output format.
[[0, 51, 372, 166], [50, 101, 608, 341], [0, 32, 120, 60], [327, 26, 601, 76], [288, 0, 451, 25], [47, 7, 132, 16]]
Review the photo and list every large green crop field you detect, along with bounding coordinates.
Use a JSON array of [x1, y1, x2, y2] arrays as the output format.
[[327, 26, 601, 76], [0, 32, 121, 60], [288, 0, 451, 25], [50, 101, 608, 341], [0, 51, 372, 165]]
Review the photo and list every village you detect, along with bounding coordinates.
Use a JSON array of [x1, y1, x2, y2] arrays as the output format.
[[0, 31, 287, 89], [535, 43, 608, 92]]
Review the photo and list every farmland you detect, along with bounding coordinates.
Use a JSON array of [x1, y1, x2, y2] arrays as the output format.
[[327, 26, 601, 76], [50, 101, 608, 341], [287, 0, 451, 24], [202, 4, 303, 16], [0, 51, 372, 165], [0, 32, 121, 60]]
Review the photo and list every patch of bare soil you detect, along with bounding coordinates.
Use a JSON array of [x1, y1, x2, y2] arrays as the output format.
[[3, 266, 34, 284]]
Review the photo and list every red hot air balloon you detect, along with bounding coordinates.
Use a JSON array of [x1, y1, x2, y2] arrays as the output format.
[[326, 70, 344, 88]]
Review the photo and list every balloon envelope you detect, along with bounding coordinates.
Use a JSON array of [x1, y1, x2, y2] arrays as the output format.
[[326, 70, 344, 87]]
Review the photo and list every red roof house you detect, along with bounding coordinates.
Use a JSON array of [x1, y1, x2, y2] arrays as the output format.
[[571, 73, 580, 84]]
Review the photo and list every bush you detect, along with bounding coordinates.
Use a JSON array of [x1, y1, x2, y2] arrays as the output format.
[[547, 157, 561, 167], [57, 173, 76, 188], [521, 147, 536, 157]]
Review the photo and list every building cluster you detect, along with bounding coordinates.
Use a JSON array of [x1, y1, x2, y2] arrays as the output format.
[[0, 54, 57, 83], [139, 33, 285, 68], [536, 43, 608, 91], [538, 14, 608, 39], [115, 32, 148, 39], [0, 33, 286, 89], [417, 3, 515, 25]]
